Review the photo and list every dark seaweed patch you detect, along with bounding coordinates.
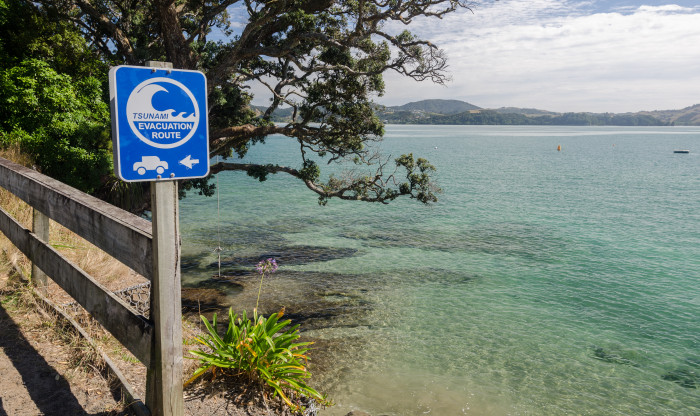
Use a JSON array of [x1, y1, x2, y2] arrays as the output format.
[[210, 269, 252, 278], [189, 270, 378, 331], [591, 346, 640, 367], [662, 368, 699, 389], [181, 251, 210, 271], [181, 261, 199, 271], [181, 278, 244, 314], [184, 278, 245, 291], [207, 245, 359, 269]]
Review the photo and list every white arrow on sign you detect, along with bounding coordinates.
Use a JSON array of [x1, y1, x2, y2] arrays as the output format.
[[179, 155, 200, 169]]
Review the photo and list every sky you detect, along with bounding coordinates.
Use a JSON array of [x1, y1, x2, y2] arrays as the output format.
[[377, 0, 700, 113]]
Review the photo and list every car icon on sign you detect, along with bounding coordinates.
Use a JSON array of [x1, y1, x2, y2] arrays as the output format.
[[133, 156, 168, 175]]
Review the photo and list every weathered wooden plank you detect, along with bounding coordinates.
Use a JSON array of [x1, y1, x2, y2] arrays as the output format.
[[31, 208, 50, 292], [146, 180, 184, 416], [0, 157, 153, 280], [0, 205, 153, 366]]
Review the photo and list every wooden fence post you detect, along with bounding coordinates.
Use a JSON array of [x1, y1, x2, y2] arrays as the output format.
[[144, 60, 184, 416], [31, 208, 49, 293]]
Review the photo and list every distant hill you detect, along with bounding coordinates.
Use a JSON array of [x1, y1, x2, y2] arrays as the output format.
[[489, 107, 558, 116], [387, 99, 481, 114], [252, 105, 293, 120], [252, 99, 694, 126], [638, 104, 700, 125], [375, 99, 482, 123], [410, 110, 667, 126], [255, 99, 483, 122], [377, 99, 668, 126]]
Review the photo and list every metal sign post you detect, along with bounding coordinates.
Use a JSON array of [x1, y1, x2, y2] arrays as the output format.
[[109, 60, 210, 416]]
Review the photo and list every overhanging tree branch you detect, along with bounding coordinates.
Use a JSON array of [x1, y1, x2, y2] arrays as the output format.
[[39, 0, 471, 206], [210, 152, 440, 205]]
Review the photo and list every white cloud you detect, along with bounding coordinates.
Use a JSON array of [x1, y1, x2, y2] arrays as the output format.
[[379, 1, 700, 112], [637, 4, 693, 13]]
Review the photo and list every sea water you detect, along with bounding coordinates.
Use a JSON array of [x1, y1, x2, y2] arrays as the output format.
[[180, 125, 700, 415]]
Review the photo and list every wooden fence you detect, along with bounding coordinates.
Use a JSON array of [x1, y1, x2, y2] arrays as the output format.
[[0, 156, 182, 415]]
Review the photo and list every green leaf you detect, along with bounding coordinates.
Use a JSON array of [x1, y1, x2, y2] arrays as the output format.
[[188, 309, 329, 411]]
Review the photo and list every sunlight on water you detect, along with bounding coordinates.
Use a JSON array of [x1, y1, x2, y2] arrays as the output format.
[[181, 126, 700, 415]]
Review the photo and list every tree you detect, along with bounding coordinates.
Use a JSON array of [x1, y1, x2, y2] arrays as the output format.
[[0, 0, 113, 194], [35, 1, 474, 205]]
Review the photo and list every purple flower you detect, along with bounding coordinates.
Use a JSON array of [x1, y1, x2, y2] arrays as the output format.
[[255, 258, 278, 275], [254, 258, 278, 312]]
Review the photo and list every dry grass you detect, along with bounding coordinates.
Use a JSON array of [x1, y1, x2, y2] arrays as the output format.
[[0, 146, 35, 279], [0, 145, 146, 290], [0, 271, 131, 414], [0, 145, 148, 394], [0, 146, 148, 290]]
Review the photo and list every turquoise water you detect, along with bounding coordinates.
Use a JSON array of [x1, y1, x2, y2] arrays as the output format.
[[180, 125, 700, 415]]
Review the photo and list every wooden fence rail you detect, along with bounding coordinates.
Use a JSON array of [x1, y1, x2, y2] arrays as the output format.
[[0, 157, 153, 279], [0, 204, 154, 364], [0, 156, 165, 412]]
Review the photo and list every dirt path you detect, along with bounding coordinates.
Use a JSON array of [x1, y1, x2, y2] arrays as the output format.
[[0, 276, 127, 416]]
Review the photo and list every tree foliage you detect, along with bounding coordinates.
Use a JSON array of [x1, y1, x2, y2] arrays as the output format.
[[33, 0, 468, 204], [0, 0, 113, 193]]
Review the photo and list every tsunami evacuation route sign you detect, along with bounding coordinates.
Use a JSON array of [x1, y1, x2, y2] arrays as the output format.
[[109, 65, 210, 181]]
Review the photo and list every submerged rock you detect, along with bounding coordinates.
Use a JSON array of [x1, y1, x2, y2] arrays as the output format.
[[181, 279, 243, 315]]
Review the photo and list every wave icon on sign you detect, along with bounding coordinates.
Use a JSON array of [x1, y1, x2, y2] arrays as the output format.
[[127, 83, 197, 122], [125, 77, 200, 149]]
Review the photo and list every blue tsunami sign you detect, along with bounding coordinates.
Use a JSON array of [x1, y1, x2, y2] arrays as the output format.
[[109, 66, 209, 181]]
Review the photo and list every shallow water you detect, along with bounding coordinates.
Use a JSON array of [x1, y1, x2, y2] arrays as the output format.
[[180, 125, 700, 415]]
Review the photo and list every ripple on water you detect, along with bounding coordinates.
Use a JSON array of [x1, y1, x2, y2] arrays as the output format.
[[179, 126, 700, 416]]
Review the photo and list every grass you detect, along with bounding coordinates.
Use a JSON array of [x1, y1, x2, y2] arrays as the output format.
[[0, 275, 32, 312], [0, 271, 131, 414], [0, 145, 146, 396]]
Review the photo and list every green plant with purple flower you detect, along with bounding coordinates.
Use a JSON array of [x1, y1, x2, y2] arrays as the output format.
[[187, 258, 330, 413]]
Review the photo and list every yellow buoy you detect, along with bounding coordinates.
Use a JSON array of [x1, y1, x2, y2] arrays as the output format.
[[557, 145, 561, 151]]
